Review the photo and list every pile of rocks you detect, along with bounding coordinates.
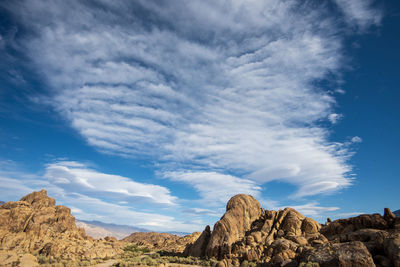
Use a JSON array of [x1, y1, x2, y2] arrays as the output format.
[[0, 190, 123, 265], [123, 231, 201, 253], [185, 194, 400, 267]]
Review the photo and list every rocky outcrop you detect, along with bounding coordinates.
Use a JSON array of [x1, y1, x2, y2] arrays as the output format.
[[300, 241, 375, 266], [205, 194, 261, 259], [0, 190, 123, 263], [184, 225, 211, 257], [123, 231, 201, 253], [186, 194, 400, 267]]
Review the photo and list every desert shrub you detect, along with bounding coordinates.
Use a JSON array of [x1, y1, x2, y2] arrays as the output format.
[[141, 256, 157, 265], [241, 260, 250, 267], [123, 244, 151, 254], [150, 253, 161, 259], [299, 262, 320, 267]]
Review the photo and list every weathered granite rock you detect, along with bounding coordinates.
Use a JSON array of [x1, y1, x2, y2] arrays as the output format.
[[186, 194, 400, 266], [384, 232, 400, 267], [0, 190, 123, 262], [205, 194, 261, 259], [320, 213, 388, 239], [300, 241, 375, 267], [184, 225, 211, 257], [123, 231, 201, 253], [0, 251, 39, 267]]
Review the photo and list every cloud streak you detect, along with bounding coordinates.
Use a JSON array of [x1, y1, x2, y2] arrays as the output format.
[[44, 161, 177, 205], [334, 0, 382, 30]]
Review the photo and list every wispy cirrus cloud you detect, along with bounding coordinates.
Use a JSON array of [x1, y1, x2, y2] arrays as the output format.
[[334, 0, 382, 30], [286, 202, 340, 218], [0, 1, 381, 211]]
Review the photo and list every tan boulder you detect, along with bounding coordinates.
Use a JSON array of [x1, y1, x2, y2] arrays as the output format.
[[279, 208, 305, 236], [301, 217, 321, 235], [384, 233, 400, 267], [205, 194, 261, 259], [300, 241, 375, 267], [19, 253, 39, 267]]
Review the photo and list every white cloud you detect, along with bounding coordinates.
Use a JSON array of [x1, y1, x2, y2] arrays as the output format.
[[1, 0, 380, 203], [335, 88, 346, 95], [334, 0, 382, 29], [163, 171, 261, 206], [351, 136, 363, 143], [328, 113, 343, 124], [183, 208, 221, 217], [44, 161, 177, 205], [63, 192, 200, 232], [285, 202, 340, 218]]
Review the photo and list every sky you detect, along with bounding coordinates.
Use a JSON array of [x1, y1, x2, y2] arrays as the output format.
[[0, 0, 399, 233]]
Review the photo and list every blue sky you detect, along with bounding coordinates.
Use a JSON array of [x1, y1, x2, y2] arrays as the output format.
[[0, 0, 399, 232]]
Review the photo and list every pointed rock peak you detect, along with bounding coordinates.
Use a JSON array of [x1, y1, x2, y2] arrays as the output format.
[[20, 189, 55, 208], [384, 208, 395, 219]]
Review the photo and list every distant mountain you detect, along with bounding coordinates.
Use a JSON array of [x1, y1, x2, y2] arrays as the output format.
[[76, 220, 148, 240], [394, 209, 400, 217], [0, 201, 4, 206], [167, 231, 191, 236]]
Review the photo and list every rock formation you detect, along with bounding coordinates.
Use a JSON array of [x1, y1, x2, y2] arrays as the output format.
[[185, 194, 400, 267], [0, 189, 123, 264], [123, 231, 201, 253]]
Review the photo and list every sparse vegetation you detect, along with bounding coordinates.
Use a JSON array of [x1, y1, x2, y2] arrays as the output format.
[[240, 260, 257, 267], [114, 247, 218, 266], [124, 244, 151, 254], [299, 262, 320, 267], [36, 253, 106, 267]]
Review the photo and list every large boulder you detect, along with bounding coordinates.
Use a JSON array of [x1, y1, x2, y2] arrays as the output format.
[[205, 194, 261, 259], [300, 241, 375, 267], [384, 232, 400, 267]]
